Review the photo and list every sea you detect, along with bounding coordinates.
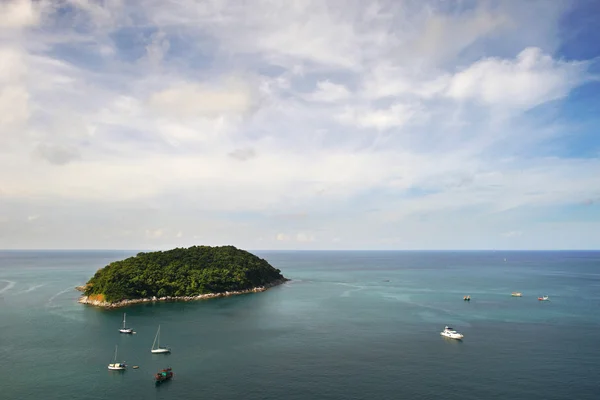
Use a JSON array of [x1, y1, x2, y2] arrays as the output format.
[[0, 250, 599, 400]]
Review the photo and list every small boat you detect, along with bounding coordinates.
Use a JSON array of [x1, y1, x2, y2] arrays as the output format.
[[511, 292, 522, 297], [538, 296, 549, 301], [151, 325, 171, 354], [155, 367, 174, 384], [463, 295, 471, 301], [107, 345, 127, 370], [440, 326, 464, 340], [119, 313, 133, 334], [133, 366, 139, 369]]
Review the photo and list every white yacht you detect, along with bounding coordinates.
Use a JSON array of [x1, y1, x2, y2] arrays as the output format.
[[119, 313, 133, 334], [440, 326, 464, 340]]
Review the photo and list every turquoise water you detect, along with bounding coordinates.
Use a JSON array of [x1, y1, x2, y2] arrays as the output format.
[[1, 250, 599, 399]]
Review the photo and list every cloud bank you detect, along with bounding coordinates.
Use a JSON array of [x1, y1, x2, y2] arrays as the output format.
[[0, 0, 598, 250]]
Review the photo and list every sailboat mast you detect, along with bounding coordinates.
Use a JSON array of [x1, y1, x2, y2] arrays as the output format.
[[123, 313, 126, 328], [152, 325, 160, 350], [114, 345, 118, 362]]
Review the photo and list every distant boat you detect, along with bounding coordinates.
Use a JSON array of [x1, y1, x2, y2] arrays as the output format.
[[511, 292, 522, 297], [463, 295, 471, 301], [155, 367, 174, 384], [119, 313, 133, 334], [440, 326, 464, 340], [538, 295, 549, 301], [151, 325, 171, 354], [107, 345, 127, 370]]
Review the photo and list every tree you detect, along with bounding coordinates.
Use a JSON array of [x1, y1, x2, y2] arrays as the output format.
[[84, 245, 286, 302]]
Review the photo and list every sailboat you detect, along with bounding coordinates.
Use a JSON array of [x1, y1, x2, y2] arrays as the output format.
[[119, 313, 133, 334], [151, 325, 171, 354], [107, 345, 127, 370]]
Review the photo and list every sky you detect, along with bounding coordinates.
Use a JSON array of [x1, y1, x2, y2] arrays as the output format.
[[0, 0, 599, 250]]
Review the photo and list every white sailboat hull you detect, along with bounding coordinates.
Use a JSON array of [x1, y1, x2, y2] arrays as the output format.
[[151, 348, 171, 354], [108, 345, 126, 370]]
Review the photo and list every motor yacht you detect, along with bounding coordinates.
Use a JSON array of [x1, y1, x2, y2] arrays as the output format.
[[440, 326, 464, 340]]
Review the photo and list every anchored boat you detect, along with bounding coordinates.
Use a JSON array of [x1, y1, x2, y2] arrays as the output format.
[[440, 326, 464, 340], [155, 367, 174, 384], [538, 295, 549, 301], [151, 325, 171, 354], [107, 345, 127, 370], [119, 313, 133, 334]]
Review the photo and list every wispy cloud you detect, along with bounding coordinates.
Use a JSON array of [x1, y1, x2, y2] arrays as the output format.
[[0, 0, 598, 249], [502, 231, 523, 238]]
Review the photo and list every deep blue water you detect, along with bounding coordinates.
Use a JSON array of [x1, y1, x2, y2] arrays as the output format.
[[1, 250, 599, 399]]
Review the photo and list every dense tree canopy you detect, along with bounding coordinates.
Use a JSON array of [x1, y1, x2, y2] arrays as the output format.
[[84, 245, 286, 302]]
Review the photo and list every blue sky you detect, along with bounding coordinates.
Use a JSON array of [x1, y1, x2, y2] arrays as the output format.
[[0, 0, 599, 250]]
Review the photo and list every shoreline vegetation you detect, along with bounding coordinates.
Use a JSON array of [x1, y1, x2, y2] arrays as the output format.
[[77, 278, 289, 308], [76, 245, 289, 309]]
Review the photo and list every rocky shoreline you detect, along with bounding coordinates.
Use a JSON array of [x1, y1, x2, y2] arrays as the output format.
[[77, 278, 290, 309]]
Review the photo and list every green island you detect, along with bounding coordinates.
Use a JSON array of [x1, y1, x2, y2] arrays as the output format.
[[77, 245, 289, 308]]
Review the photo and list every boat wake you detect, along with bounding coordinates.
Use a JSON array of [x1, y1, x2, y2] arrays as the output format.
[[16, 283, 47, 294], [46, 287, 85, 321], [47, 287, 74, 307], [48, 309, 85, 322], [336, 282, 367, 297], [0, 280, 16, 294]]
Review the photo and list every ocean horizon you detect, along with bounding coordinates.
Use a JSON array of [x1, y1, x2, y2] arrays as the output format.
[[2, 249, 599, 399]]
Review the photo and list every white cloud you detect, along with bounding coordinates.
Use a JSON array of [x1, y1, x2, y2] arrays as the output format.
[[362, 64, 450, 99], [306, 80, 350, 102], [409, 7, 509, 64], [148, 78, 258, 119], [0, 85, 29, 128], [34, 143, 81, 165], [0, 0, 40, 28], [276, 233, 289, 241], [275, 232, 315, 243], [362, 47, 589, 113], [145, 228, 164, 239], [502, 231, 523, 238], [0, 47, 29, 133], [337, 103, 423, 130], [447, 47, 589, 109], [144, 30, 170, 65], [296, 232, 315, 242]]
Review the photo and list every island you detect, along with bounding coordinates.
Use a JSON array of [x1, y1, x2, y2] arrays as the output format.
[[77, 245, 289, 308]]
